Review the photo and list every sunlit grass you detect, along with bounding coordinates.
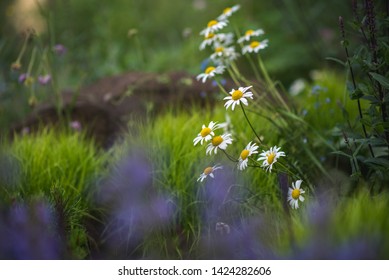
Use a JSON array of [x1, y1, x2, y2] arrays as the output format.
[[0, 129, 108, 258]]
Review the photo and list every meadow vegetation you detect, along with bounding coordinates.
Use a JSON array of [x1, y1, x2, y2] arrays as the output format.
[[0, 0, 388, 259]]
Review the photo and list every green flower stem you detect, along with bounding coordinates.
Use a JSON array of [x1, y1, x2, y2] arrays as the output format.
[[244, 53, 262, 83], [215, 80, 229, 96], [240, 103, 262, 144], [226, 66, 241, 86], [221, 149, 238, 162], [15, 33, 30, 63], [257, 56, 290, 112]]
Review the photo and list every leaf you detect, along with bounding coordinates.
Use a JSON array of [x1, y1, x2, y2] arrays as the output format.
[[369, 72, 389, 89], [364, 157, 389, 168], [349, 88, 364, 100], [331, 150, 352, 159], [325, 57, 346, 67]]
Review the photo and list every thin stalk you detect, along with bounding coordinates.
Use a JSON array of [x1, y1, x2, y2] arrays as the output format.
[[257, 56, 290, 111], [339, 16, 375, 158], [226, 66, 240, 86], [365, 0, 389, 152], [244, 53, 262, 83], [240, 104, 262, 144], [215, 80, 229, 96], [221, 150, 238, 163]]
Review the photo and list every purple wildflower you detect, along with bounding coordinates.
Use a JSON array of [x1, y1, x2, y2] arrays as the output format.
[[38, 74, 51, 85], [53, 44, 67, 55], [69, 121, 82, 131]]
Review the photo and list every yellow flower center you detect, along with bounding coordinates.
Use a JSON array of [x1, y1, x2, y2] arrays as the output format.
[[291, 189, 300, 200], [250, 41, 260, 48], [212, 135, 223, 146], [215, 46, 224, 53], [231, 90, 243, 100], [207, 20, 218, 27], [267, 152, 276, 164], [205, 33, 215, 39], [240, 149, 250, 160], [204, 167, 213, 175], [200, 127, 211, 137], [245, 29, 254, 36], [205, 66, 216, 74], [223, 7, 232, 14]]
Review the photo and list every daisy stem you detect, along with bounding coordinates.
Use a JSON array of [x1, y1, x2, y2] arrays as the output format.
[[278, 159, 313, 193], [221, 150, 238, 163], [227, 67, 241, 87], [248, 156, 262, 168], [215, 80, 229, 96], [257, 55, 290, 112], [240, 104, 262, 144], [245, 53, 262, 83]]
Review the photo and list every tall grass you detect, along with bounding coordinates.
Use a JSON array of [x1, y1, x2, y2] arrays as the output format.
[[0, 129, 107, 259]]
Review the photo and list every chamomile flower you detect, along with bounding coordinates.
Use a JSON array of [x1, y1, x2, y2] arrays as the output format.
[[287, 180, 305, 209], [223, 86, 253, 110], [193, 121, 222, 146], [217, 5, 240, 21], [206, 133, 233, 155], [200, 33, 217, 50], [196, 65, 226, 83], [237, 29, 265, 43], [197, 164, 223, 182], [238, 142, 259, 170], [200, 19, 228, 37], [257, 146, 285, 172], [210, 45, 236, 60], [200, 32, 235, 50], [242, 39, 269, 54]]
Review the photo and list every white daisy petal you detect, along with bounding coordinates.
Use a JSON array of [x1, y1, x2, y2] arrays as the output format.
[[287, 180, 306, 209]]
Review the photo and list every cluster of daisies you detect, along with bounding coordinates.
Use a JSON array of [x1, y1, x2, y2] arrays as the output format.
[[193, 5, 306, 210], [196, 4, 269, 84], [193, 120, 304, 209]]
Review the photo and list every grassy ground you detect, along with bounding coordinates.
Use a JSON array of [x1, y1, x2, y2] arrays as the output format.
[[1, 0, 388, 260]]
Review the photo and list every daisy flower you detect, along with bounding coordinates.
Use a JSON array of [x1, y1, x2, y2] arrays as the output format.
[[200, 19, 228, 37], [237, 29, 265, 43], [196, 65, 226, 83], [210, 45, 236, 60], [257, 146, 285, 172], [217, 5, 240, 21], [200, 33, 217, 50], [287, 180, 305, 209], [193, 121, 223, 146], [223, 86, 253, 110], [238, 142, 259, 170], [200, 33, 235, 50], [242, 39, 269, 54], [206, 133, 233, 155], [215, 32, 235, 46], [197, 164, 223, 182]]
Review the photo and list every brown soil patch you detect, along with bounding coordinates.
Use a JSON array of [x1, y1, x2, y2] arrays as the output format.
[[12, 71, 224, 147]]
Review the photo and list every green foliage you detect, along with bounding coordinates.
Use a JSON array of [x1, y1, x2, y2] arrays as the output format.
[[0, 129, 107, 258], [289, 189, 389, 258], [336, 1, 389, 189]]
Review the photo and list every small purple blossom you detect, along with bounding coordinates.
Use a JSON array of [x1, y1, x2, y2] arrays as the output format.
[[53, 44, 67, 55], [21, 127, 30, 135], [38, 74, 51, 85], [18, 73, 28, 84], [69, 121, 82, 131]]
